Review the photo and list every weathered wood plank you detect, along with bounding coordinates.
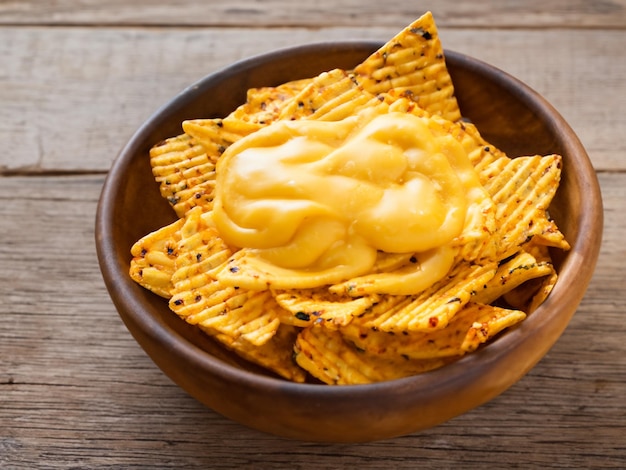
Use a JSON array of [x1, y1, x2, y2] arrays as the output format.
[[0, 172, 624, 468], [2, 0, 624, 466], [1, 27, 624, 174], [1, 0, 625, 28]]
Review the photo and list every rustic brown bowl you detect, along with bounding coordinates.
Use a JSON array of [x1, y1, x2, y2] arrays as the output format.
[[96, 42, 603, 443]]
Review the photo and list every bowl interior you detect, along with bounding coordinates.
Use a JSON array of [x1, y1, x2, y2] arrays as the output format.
[[96, 42, 603, 441]]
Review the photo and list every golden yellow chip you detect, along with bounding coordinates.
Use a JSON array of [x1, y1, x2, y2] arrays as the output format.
[[472, 249, 554, 306], [171, 265, 284, 347], [169, 209, 233, 292], [295, 301, 525, 384], [471, 140, 511, 180], [483, 154, 570, 257], [207, 323, 307, 383], [168, 208, 236, 317], [129, 218, 184, 298], [354, 11, 461, 122], [364, 262, 498, 333], [231, 78, 312, 125], [149, 133, 216, 217], [294, 325, 453, 384], [459, 303, 526, 353], [194, 289, 283, 347], [182, 117, 258, 161], [277, 69, 373, 121], [341, 302, 525, 360], [501, 243, 558, 312], [168, 208, 284, 347], [273, 287, 379, 328], [526, 271, 559, 312]]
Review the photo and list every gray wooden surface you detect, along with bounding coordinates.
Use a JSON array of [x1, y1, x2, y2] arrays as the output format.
[[1, 1, 625, 468]]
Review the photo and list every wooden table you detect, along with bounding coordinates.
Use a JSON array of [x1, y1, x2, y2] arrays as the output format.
[[2, 1, 625, 467]]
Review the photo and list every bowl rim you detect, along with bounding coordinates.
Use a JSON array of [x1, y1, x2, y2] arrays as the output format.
[[96, 41, 603, 401]]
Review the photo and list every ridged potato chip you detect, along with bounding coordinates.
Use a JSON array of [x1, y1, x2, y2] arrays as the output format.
[[278, 69, 368, 121], [501, 243, 559, 312], [362, 262, 498, 333], [294, 325, 453, 384], [129, 218, 184, 298], [354, 11, 461, 122], [149, 134, 217, 217], [341, 301, 525, 360], [169, 207, 284, 347], [273, 287, 379, 328], [472, 249, 554, 305], [232, 78, 312, 125], [207, 323, 307, 383], [483, 154, 569, 257]]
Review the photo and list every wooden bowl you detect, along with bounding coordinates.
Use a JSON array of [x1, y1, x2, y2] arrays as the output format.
[[96, 42, 603, 443]]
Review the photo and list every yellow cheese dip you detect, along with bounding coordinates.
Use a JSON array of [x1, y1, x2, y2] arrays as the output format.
[[213, 107, 484, 293]]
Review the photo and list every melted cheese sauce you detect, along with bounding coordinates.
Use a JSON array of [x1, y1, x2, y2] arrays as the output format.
[[213, 108, 483, 293]]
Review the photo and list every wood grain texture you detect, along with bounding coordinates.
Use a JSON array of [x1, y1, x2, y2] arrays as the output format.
[[1, 27, 624, 173], [1, 1, 625, 466], [0, 173, 624, 467], [1, 0, 625, 28]]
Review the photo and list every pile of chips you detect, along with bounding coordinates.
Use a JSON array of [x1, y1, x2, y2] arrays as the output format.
[[129, 12, 569, 384]]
